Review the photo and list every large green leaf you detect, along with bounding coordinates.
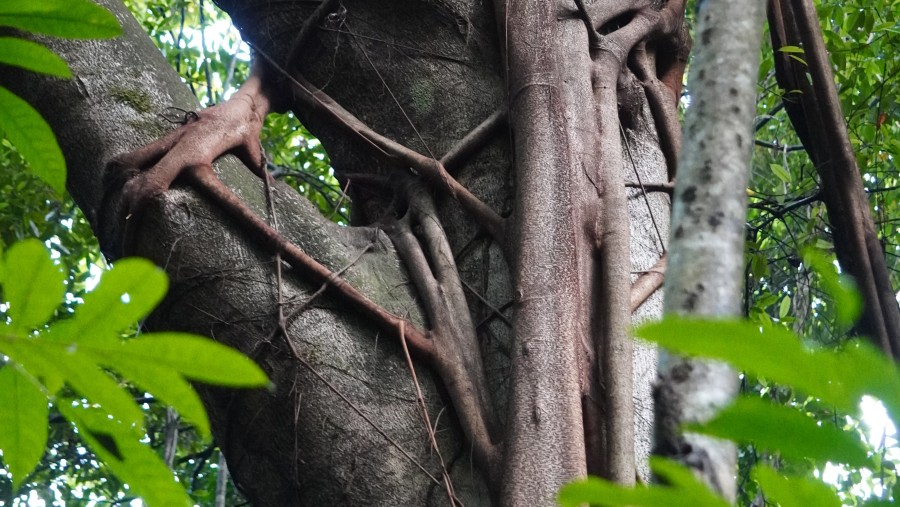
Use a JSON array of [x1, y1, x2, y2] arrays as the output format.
[[635, 318, 900, 415], [0, 37, 71, 77], [558, 458, 730, 507], [47, 257, 168, 343], [0, 0, 120, 39], [689, 396, 872, 468], [120, 333, 269, 387], [0, 365, 48, 488], [86, 350, 211, 437], [0, 87, 66, 194], [3, 239, 65, 331], [58, 403, 191, 507], [13, 339, 146, 428], [753, 465, 842, 507], [0, 330, 64, 394]]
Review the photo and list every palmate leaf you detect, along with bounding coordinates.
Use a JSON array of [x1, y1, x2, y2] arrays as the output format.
[[0, 240, 268, 502], [46, 258, 168, 343], [118, 333, 270, 387], [0, 0, 121, 39], [0, 87, 66, 194], [0, 37, 71, 78], [688, 397, 872, 468], [68, 332, 268, 438], [0, 365, 48, 489], [95, 354, 211, 437], [1, 337, 146, 429], [58, 403, 192, 507]]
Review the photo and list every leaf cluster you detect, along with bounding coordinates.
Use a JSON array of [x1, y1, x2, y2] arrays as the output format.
[[0, 240, 268, 505]]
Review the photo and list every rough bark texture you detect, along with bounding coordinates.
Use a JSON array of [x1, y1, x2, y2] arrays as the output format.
[[3, 0, 686, 504], [654, 0, 765, 502]]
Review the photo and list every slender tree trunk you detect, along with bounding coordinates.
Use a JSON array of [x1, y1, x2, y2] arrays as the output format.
[[654, 0, 765, 501]]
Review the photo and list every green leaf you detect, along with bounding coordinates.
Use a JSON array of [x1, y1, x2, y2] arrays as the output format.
[[0, 332, 64, 394], [634, 318, 900, 414], [2, 338, 145, 428], [688, 397, 871, 468], [85, 348, 210, 437], [778, 295, 791, 319], [770, 163, 792, 183], [3, 239, 65, 331], [0, 87, 66, 194], [58, 403, 191, 507], [0, 37, 71, 77], [41, 344, 145, 428], [753, 465, 841, 507], [778, 45, 805, 54], [829, 343, 900, 421], [120, 333, 268, 387], [47, 258, 168, 343], [0, 0, 121, 39], [814, 239, 834, 250], [0, 365, 48, 488], [558, 458, 730, 507], [802, 249, 862, 326]]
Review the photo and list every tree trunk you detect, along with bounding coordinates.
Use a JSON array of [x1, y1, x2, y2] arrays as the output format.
[[654, 0, 765, 501], [3, 0, 687, 504]]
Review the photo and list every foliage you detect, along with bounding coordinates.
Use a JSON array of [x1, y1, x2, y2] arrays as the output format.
[[560, 317, 899, 506], [0, 239, 268, 505], [560, 255, 899, 507], [747, 0, 900, 344], [739, 2, 900, 503], [0, 0, 121, 195]]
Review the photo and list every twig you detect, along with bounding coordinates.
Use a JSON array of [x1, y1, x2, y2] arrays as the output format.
[[630, 254, 667, 313], [621, 123, 666, 253], [249, 44, 506, 245], [440, 107, 508, 174], [625, 180, 674, 193], [398, 322, 460, 505]]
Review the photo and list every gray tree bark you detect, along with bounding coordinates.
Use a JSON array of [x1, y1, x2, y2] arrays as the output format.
[[654, 0, 765, 501]]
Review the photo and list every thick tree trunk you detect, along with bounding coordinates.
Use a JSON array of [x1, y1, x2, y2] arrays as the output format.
[[4, 0, 684, 504]]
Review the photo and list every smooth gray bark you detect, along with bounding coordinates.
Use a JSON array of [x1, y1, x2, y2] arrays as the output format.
[[654, 0, 765, 501]]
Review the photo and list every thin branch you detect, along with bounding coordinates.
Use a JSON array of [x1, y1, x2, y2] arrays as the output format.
[[398, 322, 460, 506], [622, 123, 666, 253], [630, 254, 667, 313], [754, 139, 805, 152], [625, 180, 674, 193], [251, 44, 507, 244], [184, 165, 436, 358], [440, 107, 508, 174]]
